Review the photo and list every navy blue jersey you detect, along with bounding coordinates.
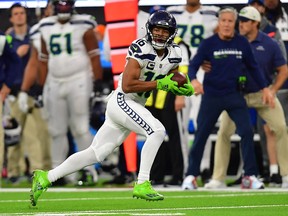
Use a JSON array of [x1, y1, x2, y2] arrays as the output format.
[[188, 33, 267, 96], [246, 31, 287, 93]]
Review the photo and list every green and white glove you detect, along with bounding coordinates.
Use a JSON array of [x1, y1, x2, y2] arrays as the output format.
[[175, 75, 194, 96], [156, 73, 178, 92], [170, 85, 187, 96]]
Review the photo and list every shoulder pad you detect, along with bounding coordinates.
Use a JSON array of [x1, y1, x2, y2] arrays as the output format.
[[39, 16, 57, 29], [128, 38, 156, 61], [29, 23, 40, 39], [166, 5, 185, 15], [200, 5, 220, 15], [172, 43, 182, 58], [70, 14, 97, 28]]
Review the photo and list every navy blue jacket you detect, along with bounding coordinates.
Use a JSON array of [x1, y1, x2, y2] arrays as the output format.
[[8, 28, 30, 86], [188, 33, 268, 96], [0, 34, 20, 88]]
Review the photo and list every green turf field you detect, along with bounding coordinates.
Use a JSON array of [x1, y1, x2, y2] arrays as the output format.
[[0, 187, 288, 215]]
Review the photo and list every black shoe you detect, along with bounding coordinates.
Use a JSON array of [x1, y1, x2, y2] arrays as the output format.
[[53, 177, 67, 186], [104, 174, 135, 185], [104, 175, 126, 185], [76, 170, 96, 186], [8, 176, 20, 184], [227, 176, 242, 187], [151, 180, 164, 186], [165, 178, 182, 186], [200, 169, 211, 184], [269, 173, 282, 187]]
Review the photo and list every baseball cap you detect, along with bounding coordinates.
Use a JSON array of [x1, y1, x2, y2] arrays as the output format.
[[238, 6, 261, 22], [248, 0, 264, 5]]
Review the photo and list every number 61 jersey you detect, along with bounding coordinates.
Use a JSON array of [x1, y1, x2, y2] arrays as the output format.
[[117, 38, 182, 106], [39, 14, 96, 79]]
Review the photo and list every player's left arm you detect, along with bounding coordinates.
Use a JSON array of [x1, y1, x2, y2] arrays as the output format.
[[83, 28, 103, 81]]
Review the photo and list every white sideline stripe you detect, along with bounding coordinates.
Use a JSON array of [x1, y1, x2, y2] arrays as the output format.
[[3, 204, 288, 215], [0, 192, 287, 203], [1, 187, 288, 192]]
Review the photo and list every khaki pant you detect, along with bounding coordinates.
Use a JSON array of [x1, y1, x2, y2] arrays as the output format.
[[213, 91, 288, 181], [7, 96, 51, 177], [0, 102, 3, 182]]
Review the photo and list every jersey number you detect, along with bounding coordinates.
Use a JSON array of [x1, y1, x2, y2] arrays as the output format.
[[49, 33, 72, 55], [178, 25, 204, 48], [138, 71, 165, 98]]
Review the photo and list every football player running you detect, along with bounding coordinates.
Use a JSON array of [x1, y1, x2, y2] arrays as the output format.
[[36, 0, 102, 185], [30, 10, 194, 206]]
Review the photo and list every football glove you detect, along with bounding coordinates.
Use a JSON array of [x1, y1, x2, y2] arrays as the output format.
[[178, 75, 194, 96], [156, 73, 177, 92], [18, 91, 29, 113], [170, 85, 188, 96]]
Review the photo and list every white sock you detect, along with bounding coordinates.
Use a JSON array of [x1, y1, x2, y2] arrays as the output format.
[[270, 164, 278, 175], [48, 147, 98, 183], [137, 131, 165, 184]]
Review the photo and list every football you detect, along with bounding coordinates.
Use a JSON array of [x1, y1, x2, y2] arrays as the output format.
[[169, 72, 187, 87]]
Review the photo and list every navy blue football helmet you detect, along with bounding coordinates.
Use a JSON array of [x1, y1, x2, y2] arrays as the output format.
[[146, 10, 177, 49], [52, 0, 75, 20]]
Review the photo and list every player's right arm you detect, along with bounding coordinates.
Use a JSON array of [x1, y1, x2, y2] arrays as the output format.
[[18, 45, 40, 113], [38, 36, 49, 86], [122, 57, 158, 93], [21, 45, 39, 91]]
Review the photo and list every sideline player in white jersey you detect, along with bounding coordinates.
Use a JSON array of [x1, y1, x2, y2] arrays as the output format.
[[36, 0, 102, 184], [167, 0, 219, 183], [17, 1, 54, 172], [30, 10, 194, 206]]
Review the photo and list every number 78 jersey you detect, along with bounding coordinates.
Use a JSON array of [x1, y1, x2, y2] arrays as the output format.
[[167, 5, 219, 58], [39, 14, 96, 79]]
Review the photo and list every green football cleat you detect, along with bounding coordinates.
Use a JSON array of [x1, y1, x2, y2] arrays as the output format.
[[132, 180, 164, 201], [30, 170, 51, 206]]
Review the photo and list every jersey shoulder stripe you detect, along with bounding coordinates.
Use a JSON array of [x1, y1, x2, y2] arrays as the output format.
[[166, 5, 185, 15], [70, 20, 95, 28], [200, 10, 218, 16], [71, 14, 97, 28], [169, 11, 184, 15], [200, 5, 220, 16], [134, 53, 156, 61], [128, 38, 157, 64], [29, 23, 40, 38], [39, 22, 56, 29], [38, 16, 57, 30]]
